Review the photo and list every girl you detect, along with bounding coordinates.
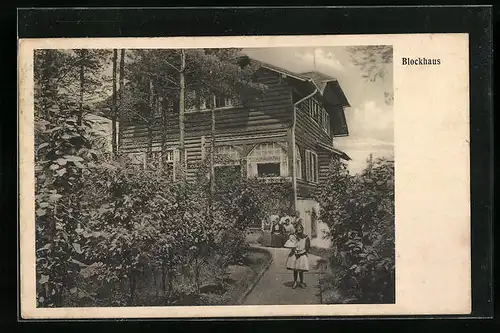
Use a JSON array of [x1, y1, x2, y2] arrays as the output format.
[[284, 224, 311, 289]]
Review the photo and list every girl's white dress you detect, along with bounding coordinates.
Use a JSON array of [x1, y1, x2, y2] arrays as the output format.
[[284, 235, 310, 271]]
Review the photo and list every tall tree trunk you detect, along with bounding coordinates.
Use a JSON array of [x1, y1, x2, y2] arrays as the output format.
[[167, 270, 173, 297], [78, 51, 85, 126], [209, 106, 216, 220], [118, 49, 125, 155], [147, 78, 154, 157], [112, 49, 118, 157], [210, 107, 215, 190], [161, 98, 168, 167], [129, 273, 136, 306], [161, 264, 167, 297], [194, 257, 200, 295], [178, 49, 186, 180], [161, 102, 166, 151]]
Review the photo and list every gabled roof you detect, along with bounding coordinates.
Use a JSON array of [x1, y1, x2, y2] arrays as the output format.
[[257, 61, 338, 89], [256, 61, 311, 82], [253, 59, 350, 107], [298, 71, 337, 94]]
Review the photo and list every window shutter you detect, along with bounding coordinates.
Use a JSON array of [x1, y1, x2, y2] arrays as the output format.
[[295, 145, 302, 179], [312, 152, 318, 182], [311, 152, 315, 182], [304, 150, 318, 183], [305, 150, 310, 181], [141, 152, 147, 170], [201, 136, 206, 160], [173, 149, 180, 180]]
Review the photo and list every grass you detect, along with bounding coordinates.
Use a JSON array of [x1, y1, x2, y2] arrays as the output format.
[[222, 248, 271, 305], [61, 246, 272, 307]]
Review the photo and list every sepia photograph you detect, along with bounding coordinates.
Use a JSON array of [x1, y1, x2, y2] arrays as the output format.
[[32, 45, 394, 308], [19, 33, 472, 318]]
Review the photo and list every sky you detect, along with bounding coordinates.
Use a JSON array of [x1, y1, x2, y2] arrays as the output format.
[[243, 46, 394, 174]]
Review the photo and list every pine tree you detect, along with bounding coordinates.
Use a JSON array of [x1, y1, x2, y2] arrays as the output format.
[[72, 49, 110, 124], [111, 49, 118, 157], [118, 49, 126, 154]]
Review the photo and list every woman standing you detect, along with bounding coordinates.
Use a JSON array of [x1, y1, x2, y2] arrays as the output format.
[[284, 224, 311, 289], [283, 217, 295, 240]]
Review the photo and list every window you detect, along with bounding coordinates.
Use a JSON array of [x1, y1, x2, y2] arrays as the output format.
[[305, 150, 318, 183], [214, 94, 234, 108], [214, 145, 241, 181], [312, 103, 320, 123], [257, 163, 280, 177], [199, 97, 207, 110], [305, 98, 331, 135], [307, 98, 323, 125], [186, 91, 213, 112], [215, 145, 240, 165], [185, 91, 239, 112], [150, 150, 163, 169], [144, 148, 188, 180], [295, 145, 302, 179], [185, 90, 199, 112], [153, 97, 164, 117], [128, 152, 146, 169], [247, 142, 289, 178], [149, 148, 175, 176], [323, 112, 331, 135]]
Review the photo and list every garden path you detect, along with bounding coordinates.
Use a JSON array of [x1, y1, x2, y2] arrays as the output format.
[[243, 246, 325, 305]]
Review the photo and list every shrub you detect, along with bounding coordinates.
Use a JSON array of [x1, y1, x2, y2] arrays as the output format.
[[317, 156, 395, 304], [35, 113, 99, 307]]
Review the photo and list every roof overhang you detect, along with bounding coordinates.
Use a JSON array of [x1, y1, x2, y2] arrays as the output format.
[[317, 142, 351, 161], [323, 81, 351, 108]]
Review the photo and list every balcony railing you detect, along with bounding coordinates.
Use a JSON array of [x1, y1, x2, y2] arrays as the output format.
[[254, 176, 292, 184]]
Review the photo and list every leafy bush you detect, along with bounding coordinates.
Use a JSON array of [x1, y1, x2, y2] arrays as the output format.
[[317, 156, 395, 304], [35, 113, 99, 307]]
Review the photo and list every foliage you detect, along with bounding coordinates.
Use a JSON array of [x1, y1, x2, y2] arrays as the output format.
[[36, 148, 287, 306], [34, 113, 99, 307], [346, 45, 394, 105], [346, 45, 393, 82], [34, 49, 111, 120], [317, 156, 395, 304], [113, 49, 265, 121]]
